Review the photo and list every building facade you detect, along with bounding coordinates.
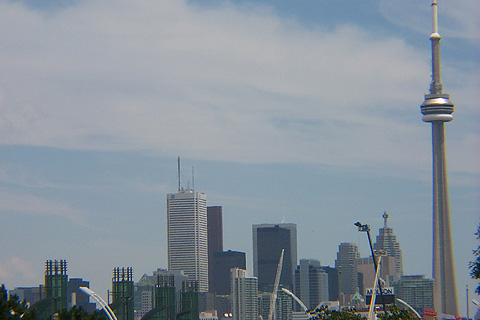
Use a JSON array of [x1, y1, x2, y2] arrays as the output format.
[[258, 290, 292, 320], [357, 255, 396, 294], [208, 206, 224, 293], [335, 243, 360, 304], [211, 250, 246, 295], [294, 259, 329, 310], [231, 268, 258, 320], [8, 286, 44, 306], [111, 267, 134, 320], [392, 275, 434, 312], [45, 259, 68, 313], [133, 269, 189, 319], [67, 278, 96, 313], [252, 223, 297, 291], [321, 266, 339, 302], [373, 212, 403, 283], [167, 190, 209, 292]]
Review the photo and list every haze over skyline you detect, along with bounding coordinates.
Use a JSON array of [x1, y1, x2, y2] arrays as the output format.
[[0, 0, 478, 317]]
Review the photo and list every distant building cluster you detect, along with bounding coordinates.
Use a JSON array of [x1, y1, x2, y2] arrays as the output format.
[[7, 183, 439, 320]]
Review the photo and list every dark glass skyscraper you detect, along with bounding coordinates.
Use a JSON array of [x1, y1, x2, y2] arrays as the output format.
[[211, 250, 246, 295], [252, 223, 297, 291], [207, 206, 223, 292]]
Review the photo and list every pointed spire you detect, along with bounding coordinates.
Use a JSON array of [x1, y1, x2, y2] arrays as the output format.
[[382, 211, 389, 228], [429, 0, 443, 95]]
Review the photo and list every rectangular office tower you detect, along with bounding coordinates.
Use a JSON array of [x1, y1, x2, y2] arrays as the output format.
[[167, 190, 208, 292], [252, 223, 297, 292], [45, 259, 68, 313], [111, 267, 134, 320], [295, 259, 329, 310], [208, 206, 223, 293], [231, 268, 259, 320], [211, 250, 247, 295]]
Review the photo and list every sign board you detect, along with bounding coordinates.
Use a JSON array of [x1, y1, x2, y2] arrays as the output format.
[[365, 287, 394, 296], [365, 287, 395, 305]]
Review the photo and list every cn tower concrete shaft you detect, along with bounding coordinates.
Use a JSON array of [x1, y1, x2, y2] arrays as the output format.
[[431, 121, 458, 315]]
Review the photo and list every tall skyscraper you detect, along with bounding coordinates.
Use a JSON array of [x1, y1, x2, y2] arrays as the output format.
[[167, 190, 209, 292], [420, 1, 458, 315], [321, 266, 339, 301], [335, 243, 360, 303], [208, 206, 223, 292], [252, 223, 297, 291], [231, 268, 259, 320], [294, 259, 329, 310], [373, 212, 403, 282]]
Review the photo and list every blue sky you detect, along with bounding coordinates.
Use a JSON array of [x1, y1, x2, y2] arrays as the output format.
[[0, 0, 478, 316]]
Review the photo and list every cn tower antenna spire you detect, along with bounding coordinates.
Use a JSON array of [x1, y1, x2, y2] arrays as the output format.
[[429, 0, 443, 95], [421, 0, 458, 315]]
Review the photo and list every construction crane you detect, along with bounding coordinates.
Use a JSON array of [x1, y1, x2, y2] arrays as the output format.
[[268, 249, 284, 320]]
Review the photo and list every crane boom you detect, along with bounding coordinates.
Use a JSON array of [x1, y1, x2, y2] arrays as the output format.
[[268, 249, 284, 320]]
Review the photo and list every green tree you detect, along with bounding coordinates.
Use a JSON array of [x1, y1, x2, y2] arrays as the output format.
[[377, 306, 415, 320], [56, 306, 107, 320], [470, 222, 480, 294], [0, 284, 36, 320], [308, 306, 364, 320]]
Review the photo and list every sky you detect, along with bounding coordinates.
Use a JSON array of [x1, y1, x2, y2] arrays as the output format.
[[0, 0, 479, 316]]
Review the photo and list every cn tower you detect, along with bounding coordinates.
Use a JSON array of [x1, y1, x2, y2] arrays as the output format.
[[420, 0, 458, 315]]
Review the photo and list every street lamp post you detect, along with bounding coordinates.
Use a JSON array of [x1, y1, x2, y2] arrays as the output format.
[[354, 222, 387, 315]]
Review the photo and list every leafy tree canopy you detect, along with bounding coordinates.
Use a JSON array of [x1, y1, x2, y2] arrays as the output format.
[[56, 306, 107, 320], [0, 284, 36, 320], [307, 305, 415, 320], [470, 222, 480, 294], [377, 306, 415, 320], [308, 306, 364, 320], [1, 284, 106, 320]]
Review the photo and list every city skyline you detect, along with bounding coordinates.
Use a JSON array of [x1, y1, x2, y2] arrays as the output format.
[[0, 0, 478, 317]]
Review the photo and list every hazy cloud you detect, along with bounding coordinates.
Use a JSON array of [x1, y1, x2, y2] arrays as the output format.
[[0, 189, 88, 226], [0, 0, 477, 174], [0, 257, 38, 286]]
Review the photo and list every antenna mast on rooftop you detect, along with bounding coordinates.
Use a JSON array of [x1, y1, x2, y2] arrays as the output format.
[[177, 156, 181, 192]]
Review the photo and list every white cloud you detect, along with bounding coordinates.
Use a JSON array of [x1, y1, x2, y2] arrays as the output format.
[[379, 0, 480, 41], [0, 0, 477, 176], [0, 189, 88, 226], [0, 257, 38, 288]]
